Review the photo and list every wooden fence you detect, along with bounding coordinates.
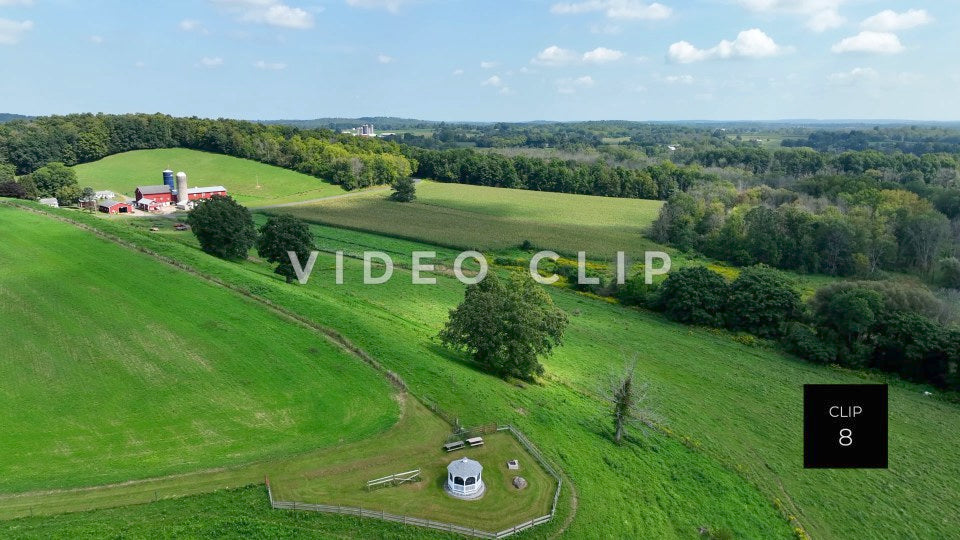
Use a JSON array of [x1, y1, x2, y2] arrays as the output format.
[[266, 425, 563, 539], [366, 469, 421, 490]]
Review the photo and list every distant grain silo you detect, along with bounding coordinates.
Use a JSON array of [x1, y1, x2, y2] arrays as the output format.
[[162, 169, 175, 192], [176, 172, 189, 203]]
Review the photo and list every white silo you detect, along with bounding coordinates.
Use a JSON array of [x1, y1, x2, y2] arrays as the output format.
[[176, 172, 189, 203]]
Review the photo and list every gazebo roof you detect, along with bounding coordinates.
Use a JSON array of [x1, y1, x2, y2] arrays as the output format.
[[447, 457, 482, 478]]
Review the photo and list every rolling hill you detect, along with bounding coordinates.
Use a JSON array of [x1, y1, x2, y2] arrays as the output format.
[[0, 204, 398, 492], [72, 149, 347, 207]]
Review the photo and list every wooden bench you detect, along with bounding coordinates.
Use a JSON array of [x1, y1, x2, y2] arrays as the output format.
[[466, 437, 484, 447], [443, 441, 465, 452]]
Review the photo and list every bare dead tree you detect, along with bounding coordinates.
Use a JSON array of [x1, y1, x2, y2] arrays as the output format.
[[605, 361, 658, 445]]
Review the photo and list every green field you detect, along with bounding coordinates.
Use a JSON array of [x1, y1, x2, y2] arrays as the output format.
[[0, 205, 398, 492], [3, 200, 959, 539], [277, 181, 664, 258], [73, 149, 347, 206]]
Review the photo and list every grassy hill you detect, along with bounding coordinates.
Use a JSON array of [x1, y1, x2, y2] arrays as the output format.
[[278, 181, 664, 258], [72, 149, 346, 207], [0, 205, 397, 492]]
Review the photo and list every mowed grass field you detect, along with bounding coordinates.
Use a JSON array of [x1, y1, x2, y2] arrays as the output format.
[[0, 205, 398, 493], [73, 149, 347, 206], [278, 181, 664, 258]]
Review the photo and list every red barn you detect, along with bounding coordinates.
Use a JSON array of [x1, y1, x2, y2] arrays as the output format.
[[98, 199, 133, 214], [135, 185, 174, 204], [187, 186, 228, 201]]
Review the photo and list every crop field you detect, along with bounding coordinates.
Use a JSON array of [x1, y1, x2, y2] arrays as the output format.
[[277, 181, 664, 258], [0, 205, 397, 493], [73, 149, 347, 206], [4, 203, 959, 539]]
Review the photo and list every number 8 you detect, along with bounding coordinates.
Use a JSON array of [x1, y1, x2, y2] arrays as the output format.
[[839, 428, 853, 447]]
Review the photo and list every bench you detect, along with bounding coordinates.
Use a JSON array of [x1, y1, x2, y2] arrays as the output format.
[[443, 441, 465, 452], [466, 437, 484, 447]]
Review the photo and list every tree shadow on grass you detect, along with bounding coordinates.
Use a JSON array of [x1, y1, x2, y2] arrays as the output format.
[[423, 342, 499, 380]]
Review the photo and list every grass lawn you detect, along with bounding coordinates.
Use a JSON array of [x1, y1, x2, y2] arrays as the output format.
[[72, 149, 347, 207], [276, 180, 664, 258], [0, 204, 397, 493], [269, 398, 556, 532]]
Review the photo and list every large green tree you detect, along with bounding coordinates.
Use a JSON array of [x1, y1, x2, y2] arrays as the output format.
[[31, 162, 77, 198], [439, 271, 568, 380], [256, 215, 316, 283], [652, 266, 729, 327], [725, 265, 802, 338], [187, 195, 257, 260], [389, 177, 416, 202]]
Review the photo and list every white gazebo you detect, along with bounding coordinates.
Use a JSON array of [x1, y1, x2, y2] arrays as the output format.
[[446, 457, 484, 499]]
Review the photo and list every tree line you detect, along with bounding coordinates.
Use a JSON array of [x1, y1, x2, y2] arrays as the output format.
[[0, 113, 414, 190], [622, 265, 960, 393], [651, 179, 960, 283]]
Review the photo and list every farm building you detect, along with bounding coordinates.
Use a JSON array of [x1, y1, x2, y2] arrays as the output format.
[[186, 186, 227, 201], [135, 185, 174, 205], [38, 198, 59, 208], [98, 199, 133, 214], [136, 198, 163, 212]]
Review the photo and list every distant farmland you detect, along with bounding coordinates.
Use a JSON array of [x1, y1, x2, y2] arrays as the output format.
[[277, 181, 664, 258], [73, 149, 346, 206]]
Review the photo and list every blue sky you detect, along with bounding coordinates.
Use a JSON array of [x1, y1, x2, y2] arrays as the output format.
[[1, 0, 957, 121]]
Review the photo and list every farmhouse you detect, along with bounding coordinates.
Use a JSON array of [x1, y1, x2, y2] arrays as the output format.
[[98, 199, 133, 214], [446, 457, 484, 499], [135, 185, 174, 205], [38, 198, 59, 208]]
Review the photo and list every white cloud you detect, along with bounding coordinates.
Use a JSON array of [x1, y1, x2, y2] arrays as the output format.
[[452, 68, 464, 75], [737, 0, 849, 32], [831, 31, 904, 54], [550, 0, 672, 20], [583, 46, 624, 63], [806, 8, 845, 32], [556, 75, 595, 94], [89, 35, 104, 44], [533, 45, 625, 66], [481, 75, 511, 94], [668, 29, 787, 63], [345, 0, 411, 13], [254, 60, 286, 70], [861, 9, 933, 31], [661, 74, 694, 84], [179, 19, 204, 31], [827, 66, 879, 85], [213, 0, 314, 29], [377, 53, 393, 64], [0, 18, 32, 45], [480, 60, 498, 69], [199, 56, 224, 67], [532, 45, 579, 66]]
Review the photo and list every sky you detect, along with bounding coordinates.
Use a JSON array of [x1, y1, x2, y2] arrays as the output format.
[[1, 0, 958, 121]]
